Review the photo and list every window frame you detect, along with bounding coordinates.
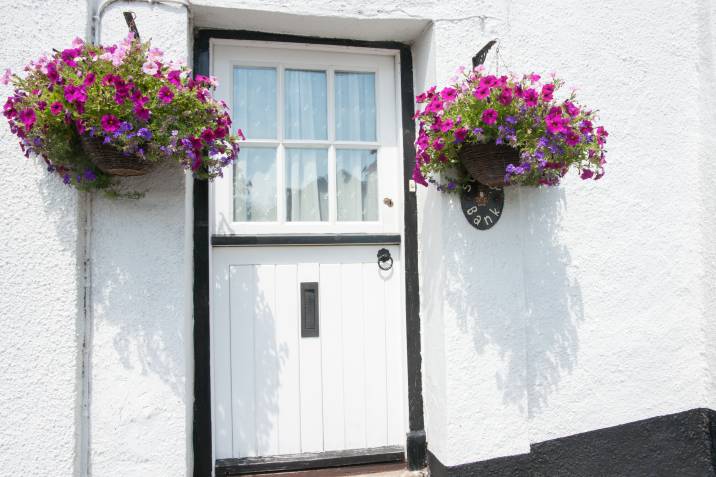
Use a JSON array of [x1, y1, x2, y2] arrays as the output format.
[[211, 40, 401, 235]]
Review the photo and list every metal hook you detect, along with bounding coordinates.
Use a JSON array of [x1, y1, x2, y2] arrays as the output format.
[[123, 11, 140, 41]]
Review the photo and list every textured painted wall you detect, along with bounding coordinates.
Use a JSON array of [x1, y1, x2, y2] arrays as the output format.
[[89, 3, 192, 476], [0, 1, 86, 475]]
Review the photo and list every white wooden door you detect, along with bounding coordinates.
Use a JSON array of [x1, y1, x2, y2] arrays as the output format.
[[210, 41, 408, 460]]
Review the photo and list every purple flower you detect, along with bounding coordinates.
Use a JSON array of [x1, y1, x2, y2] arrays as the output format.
[[62, 173, 71, 184], [158, 86, 174, 104], [83, 169, 97, 181], [101, 114, 120, 133], [506, 115, 517, 125], [46, 62, 60, 84], [137, 128, 152, 140], [580, 169, 594, 180]]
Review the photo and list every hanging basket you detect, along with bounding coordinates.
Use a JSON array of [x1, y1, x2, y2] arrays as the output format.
[[458, 142, 521, 187], [80, 136, 154, 177]]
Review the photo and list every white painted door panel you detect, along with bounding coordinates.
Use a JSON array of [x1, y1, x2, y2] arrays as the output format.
[[212, 246, 406, 459]]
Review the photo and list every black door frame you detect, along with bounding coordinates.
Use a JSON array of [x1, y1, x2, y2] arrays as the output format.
[[192, 28, 425, 477]]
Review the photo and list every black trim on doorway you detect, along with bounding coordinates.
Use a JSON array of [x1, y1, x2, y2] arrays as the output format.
[[216, 446, 404, 476], [212, 233, 402, 247], [428, 408, 716, 477], [192, 29, 425, 477]]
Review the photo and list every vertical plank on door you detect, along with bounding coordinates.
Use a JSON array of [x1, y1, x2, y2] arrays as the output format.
[[341, 262, 367, 449], [319, 263, 345, 451], [231, 265, 257, 457], [384, 249, 406, 445], [213, 253, 233, 459], [253, 265, 280, 456], [298, 262, 324, 452], [363, 262, 388, 447], [275, 264, 302, 454]]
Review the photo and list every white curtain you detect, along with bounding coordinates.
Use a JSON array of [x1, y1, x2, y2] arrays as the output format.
[[284, 70, 328, 221], [335, 72, 376, 142], [286, 148, 328, 221], [234, 147, 277, 222], [284, 69, 327, 140], [234, 67, 277, 139], [336, 149, 377, 221]]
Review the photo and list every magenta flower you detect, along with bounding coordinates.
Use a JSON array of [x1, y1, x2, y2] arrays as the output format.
[[100, 114, 120, 133], [479, 75, 497, 88], [424, 96, 443, 113], [412, 163, 428, 186], [133, 105, 150, 121], [83, 72, 96, 87], [498, 88, 513, 106], [167, 70, 182, 87], [196, 88, 209, 103], [564, 100, 580, 117], [481, 108, 498, 125], [580, 169, 594, 180], [473, 86, 490, 100], [579, 120, 593, 134], [441, 87, 458, 102], [529, 73, 541, 83], [565, 130, 580, 146], [200, 128, 215, 143], [523, 88, 538, 107], [454, 127, 468, 143], [439, 118, 454, 133], [61, 48, 81, 67], [36, 101, 47, 111], [19, 108, 36, 129], [46, 62, 60, 84], [50, 102, 63, 115], [0, 68, 11, 85], [158, 86, 174, 104], [541, 84, 555, 102], [432, 137, 445, 151]]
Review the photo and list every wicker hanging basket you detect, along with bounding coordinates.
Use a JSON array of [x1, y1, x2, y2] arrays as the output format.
[[458, 142, 520, 187], [80, 136, 154, 177]]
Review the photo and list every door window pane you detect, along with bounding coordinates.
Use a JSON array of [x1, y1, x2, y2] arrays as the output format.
[[335, 72, 376, 142], [234, 67, 277, 139], [234, 147, 277, 222], [285, 148, 328, 222], [336, 149, 378, 221], [284, 70, 327, 140]]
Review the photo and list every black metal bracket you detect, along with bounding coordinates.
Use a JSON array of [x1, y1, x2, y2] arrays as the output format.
[[472, 39, 497, 68], [123, 11, 140, 41]]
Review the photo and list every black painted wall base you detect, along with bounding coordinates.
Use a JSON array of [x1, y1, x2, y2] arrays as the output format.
[[406, 430, 427, 470], [428, 408, 716, 477]]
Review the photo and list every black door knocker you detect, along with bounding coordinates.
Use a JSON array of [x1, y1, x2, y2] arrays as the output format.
[[377, 248, 393, 271]]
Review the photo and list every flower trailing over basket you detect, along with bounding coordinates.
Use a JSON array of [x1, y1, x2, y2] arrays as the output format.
[[412, 66, 608, 190], [2, 34, 242, 195]]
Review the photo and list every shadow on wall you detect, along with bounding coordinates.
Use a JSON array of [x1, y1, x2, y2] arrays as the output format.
[[423, 185, 583, 415], [89, 161, 188, 399]]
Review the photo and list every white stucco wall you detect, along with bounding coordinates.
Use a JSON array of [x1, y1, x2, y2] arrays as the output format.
[[89, 3, 192, 476], [0, 1, 86, 475]]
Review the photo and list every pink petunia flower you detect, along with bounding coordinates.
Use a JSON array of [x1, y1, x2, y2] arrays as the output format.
[[0, 68, 12, 85], [200, 128, 215, 143], [441, 87, 458, 102], [580, 169, 594, 180], [529, 73, 541, 83], [133, 106, 151, 122], [498, 88, 513, 106], [83, 72, 96, 87], [473, 86, 490, 100], [523, 88, 539, 107], [579, 120, 593, 135], [158, 86, 174, 104], [19, 108, 36, 129], [100, 114, 120, 133], [167, 70, 182, 87], [481, 108, 498, 125], [564, 100, 580, 117], [454, 127, 468, 143], [412, 162, 428, 187], [565, 130, 580, 146], [50, 101, 63, 115], [71, 37, 84, 49], [142, 61, 158, 75], [541, 84, 555, 102]]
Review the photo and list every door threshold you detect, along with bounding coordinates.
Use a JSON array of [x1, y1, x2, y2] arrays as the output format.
[[216, 446, 405, 476]]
